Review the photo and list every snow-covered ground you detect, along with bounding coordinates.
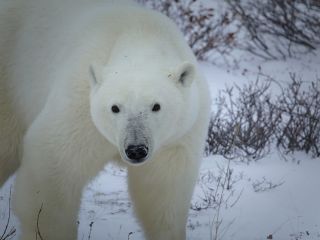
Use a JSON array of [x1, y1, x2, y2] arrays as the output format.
[[1, 37, 320, 240], [77, 151, 320, 240], [1, 151, 319, 240]]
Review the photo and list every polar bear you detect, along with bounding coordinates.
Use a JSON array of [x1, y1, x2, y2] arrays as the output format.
[[0, 0, 210, 239]]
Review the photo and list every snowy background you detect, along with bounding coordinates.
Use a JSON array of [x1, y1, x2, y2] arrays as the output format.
[[1, 0, 320, 239]]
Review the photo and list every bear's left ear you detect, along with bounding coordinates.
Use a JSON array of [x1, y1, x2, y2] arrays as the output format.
[[89, 63, 103, 88], [170, 62, 195, 88]]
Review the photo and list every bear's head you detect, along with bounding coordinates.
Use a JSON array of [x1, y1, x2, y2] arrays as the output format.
[[89, 61, 199, 165]]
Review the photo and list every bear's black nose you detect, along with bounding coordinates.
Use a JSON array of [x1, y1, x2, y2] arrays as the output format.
[[125, 145, 148, 162]]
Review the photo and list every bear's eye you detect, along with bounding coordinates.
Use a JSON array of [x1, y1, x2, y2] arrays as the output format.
[[111, 105, 120, 113], [152, 103, 161, 112]]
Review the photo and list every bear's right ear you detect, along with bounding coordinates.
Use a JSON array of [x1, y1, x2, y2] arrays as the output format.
[[170, 62, 195, 88], [89, 63, 103, 88]]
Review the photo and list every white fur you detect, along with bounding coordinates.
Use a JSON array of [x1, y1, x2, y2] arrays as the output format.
[[0, 0, 211, 239]]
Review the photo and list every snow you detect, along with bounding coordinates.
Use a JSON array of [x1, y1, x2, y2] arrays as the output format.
[[75, 152, 320, 240], [1, 151, 320, 239], [193, 153, 320, 240]]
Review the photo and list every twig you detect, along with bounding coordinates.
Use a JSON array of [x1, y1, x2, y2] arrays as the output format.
[[128, 232, 133, 240], [88, 221, 94, 240], [36, 204, 44, 240], [212, 160, 231, 240], [0, 186, 16, 240]]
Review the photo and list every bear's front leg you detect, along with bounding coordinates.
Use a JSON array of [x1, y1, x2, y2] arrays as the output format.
[[13, 130, 83, 239], [127, 146, 201, 240], [14, 168, 80, 240], [13, 107, 112, 240]]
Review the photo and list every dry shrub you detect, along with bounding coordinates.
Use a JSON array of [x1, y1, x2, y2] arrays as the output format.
[[227, 0, 320, 60], [136, 0, 240, 62], [206, 74, 320, 160]]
